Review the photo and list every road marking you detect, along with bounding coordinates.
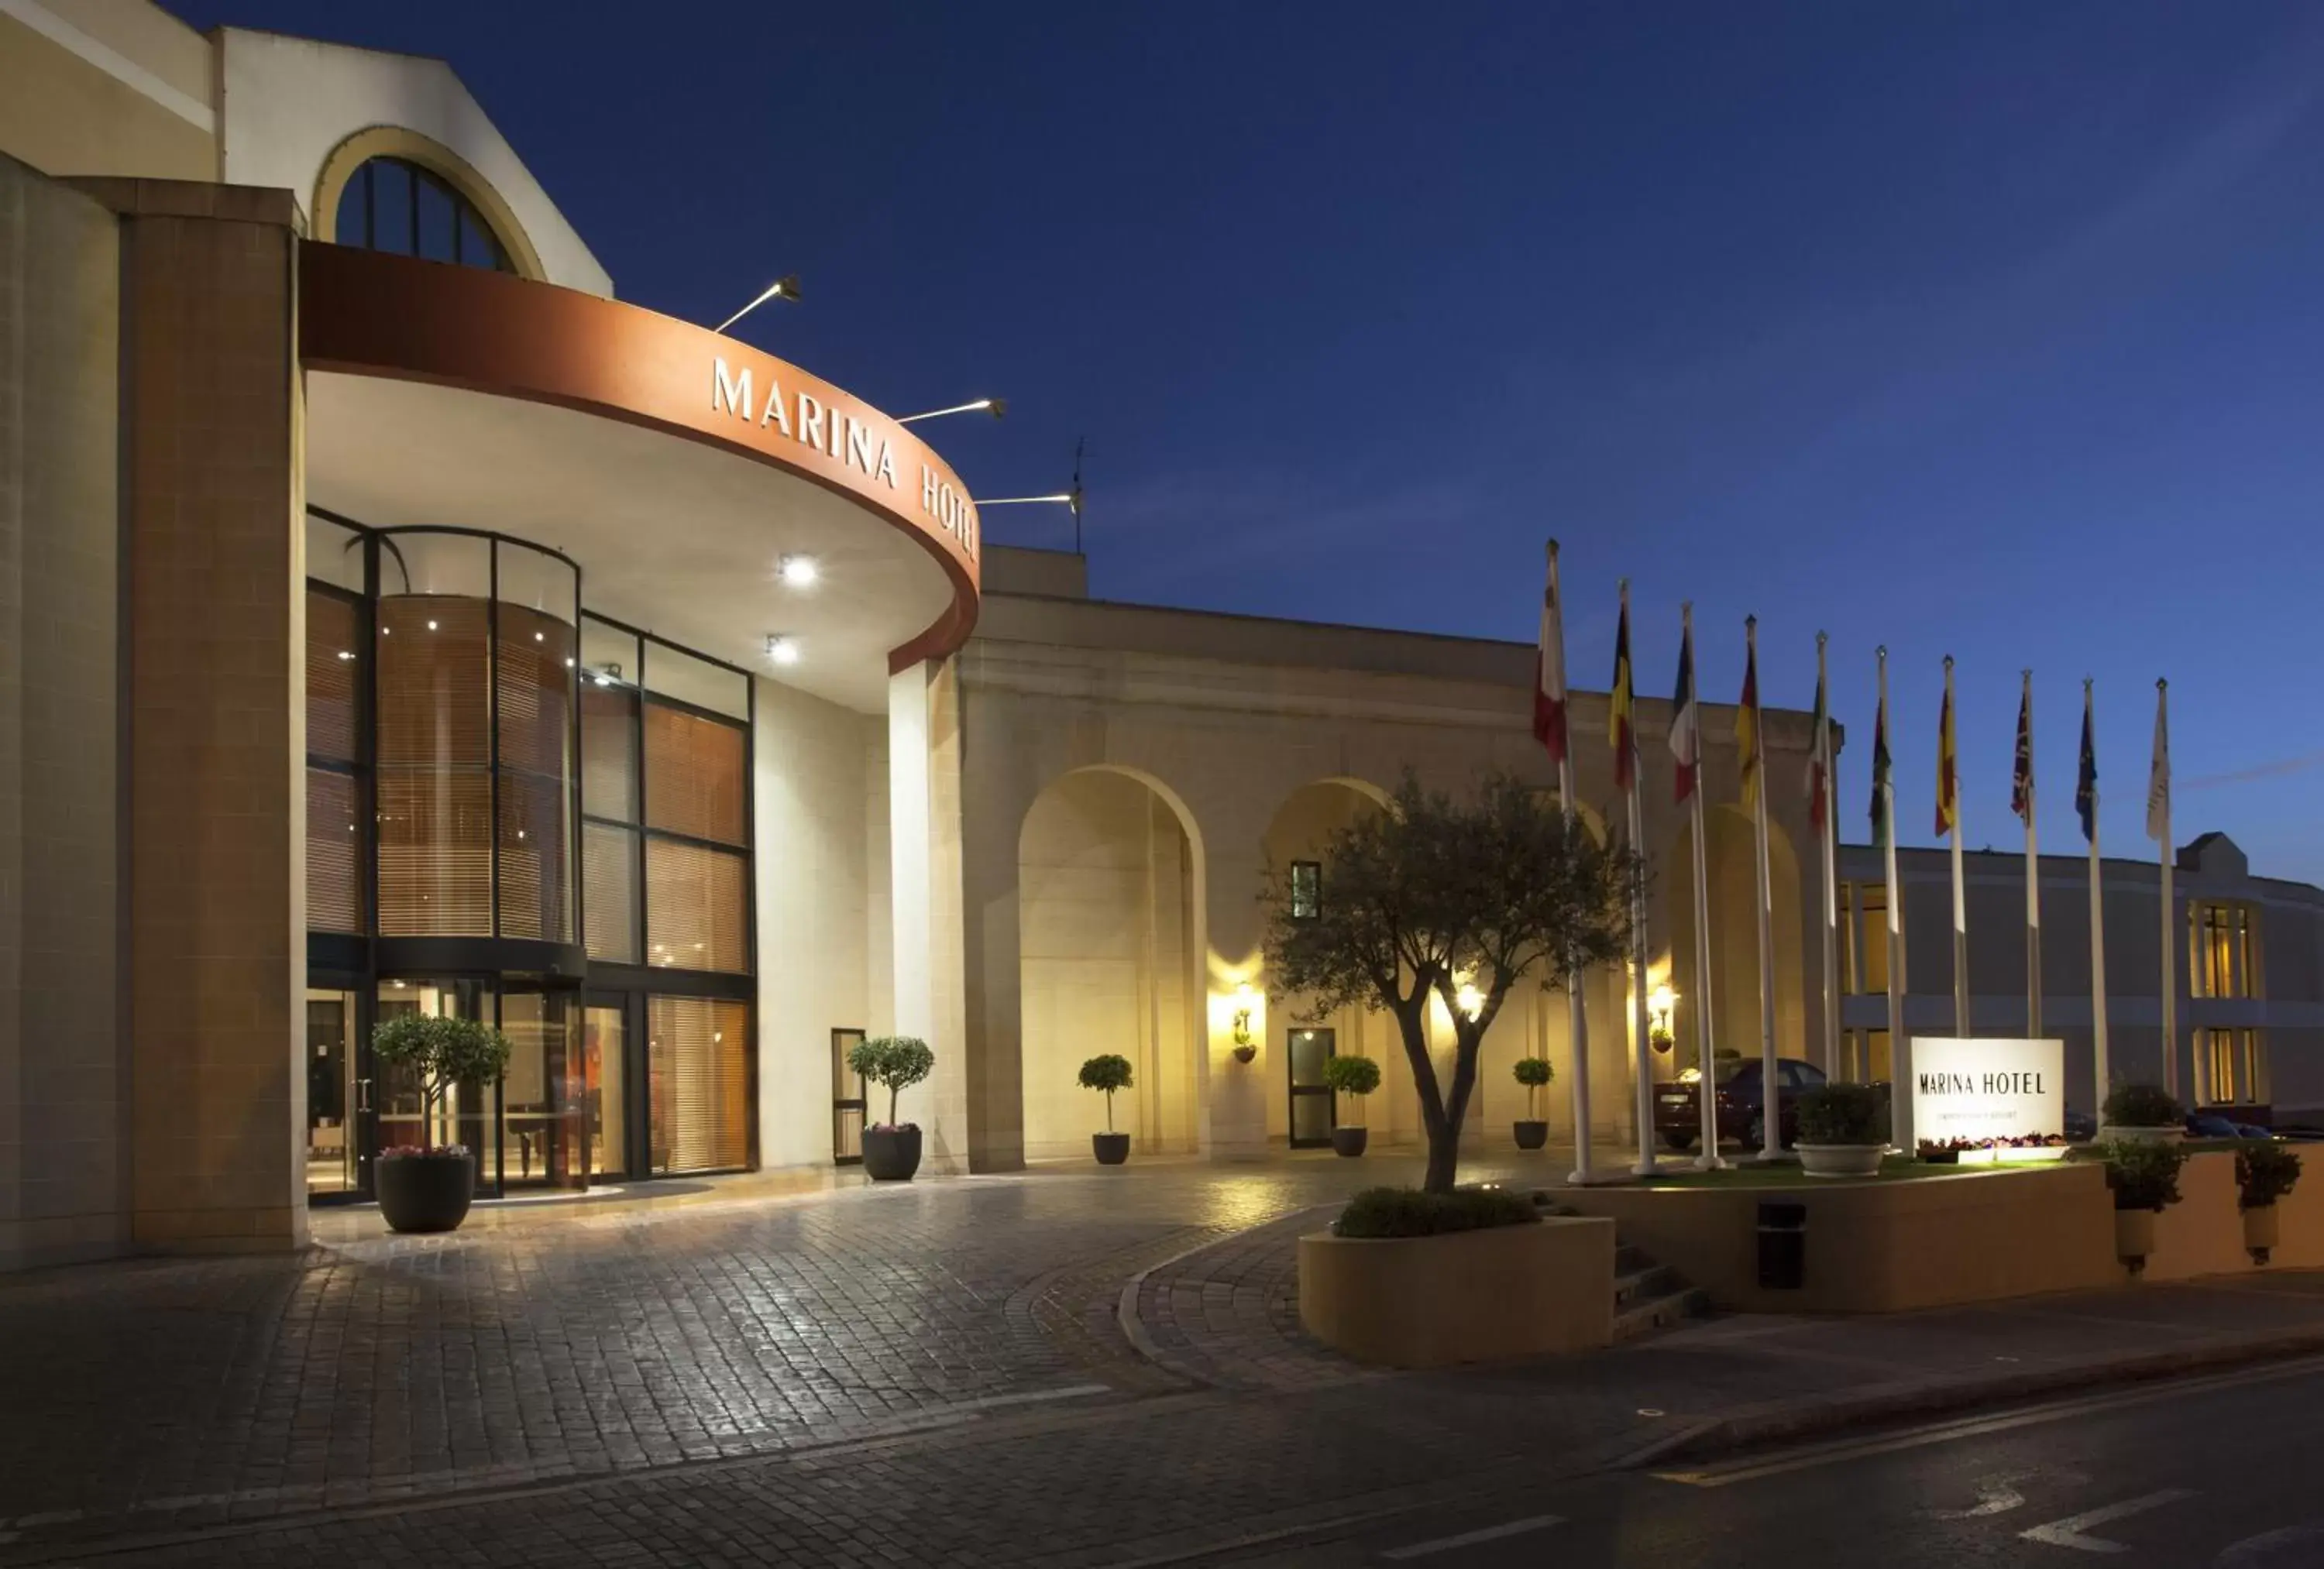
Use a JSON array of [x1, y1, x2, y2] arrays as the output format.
[[1933, 1473, 2033, 1519], [2020, 1488, 2194, 1552], [1655, 1355, 2324, 1487], [1378, 1514, 1565, 1559]]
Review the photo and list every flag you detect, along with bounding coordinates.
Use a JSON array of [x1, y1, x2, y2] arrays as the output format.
[[1532, 558, 1567, 766], [2147, 684, 2171, 843], [1870, 682, 1893, 851], [2012, 685, 2034, 825], [1806, 656, 1830, 833], [2076, 685, 2099, 844], [1671, 622, 1700, 805], [1935, 675, 1959, 836], [1608, 598, 1635, 791], [1736, 634, 1762, 811]]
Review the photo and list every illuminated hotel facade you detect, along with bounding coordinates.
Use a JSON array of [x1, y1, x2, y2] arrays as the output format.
[[3, 2, 2319, 1269]]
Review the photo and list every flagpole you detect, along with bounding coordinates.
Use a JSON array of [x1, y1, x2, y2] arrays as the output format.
[[1546, 542, 1594, 1183], [1946, 656, 1969, 1039], [1880, 647, 1912, 1152], [1683, 604, 1723, 1171], [2085, 678, 2109, 1123], [2023, 671, 2042, 1038], [1817, 633, 1841, 1080], [1748, 618, 1780, 1162], [2154, 678, 2177, 1100], [1621, 582, 1657, 1178]]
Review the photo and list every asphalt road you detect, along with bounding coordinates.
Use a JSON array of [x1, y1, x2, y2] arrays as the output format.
[[1218, 1356, 2324, 1567]]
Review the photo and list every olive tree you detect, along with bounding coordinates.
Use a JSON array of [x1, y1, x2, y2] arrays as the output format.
[[847, 1035, 934, 1129], [1262, 771, 1640, 1193], [371, 1014, 513, 1155]]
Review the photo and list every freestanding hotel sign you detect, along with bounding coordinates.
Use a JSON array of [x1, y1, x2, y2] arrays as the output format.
[[1910, 1037, 2065, 1145]]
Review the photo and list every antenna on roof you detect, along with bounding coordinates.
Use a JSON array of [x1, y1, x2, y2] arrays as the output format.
[[1071, 436, 1086, 556]]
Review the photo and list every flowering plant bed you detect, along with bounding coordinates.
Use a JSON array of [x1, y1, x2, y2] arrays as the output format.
[[1918, 1135, 2069, 1166]]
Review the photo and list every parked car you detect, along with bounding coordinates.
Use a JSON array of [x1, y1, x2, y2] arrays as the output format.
[[2064, 1107, 2098, 1143], [2187, 1114, 2243, 1139], [1655, 1056, 1858, 1151]]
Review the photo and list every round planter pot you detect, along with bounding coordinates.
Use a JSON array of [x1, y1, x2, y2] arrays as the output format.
[[1092, 1131, 1130, 1166], [2099, 1124, 2184, 1145], [2244, 1203, 2280, 1265], [1796, 1142, 1885, 1178], [1331, 1126, 1369, 1159], [861, 1125, 923, 1182], [1512, 1121, 1549, 1151], [376, 1150, 476, 1234], [1231, 1045, 1257, 1064], [2116, 1206, 2158, 1273]]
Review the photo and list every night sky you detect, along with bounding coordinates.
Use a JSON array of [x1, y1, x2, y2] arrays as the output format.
[[180, 1, 2324, 882]]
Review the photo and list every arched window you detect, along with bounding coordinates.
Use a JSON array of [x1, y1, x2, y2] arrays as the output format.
[[333, 156, 511, 271]]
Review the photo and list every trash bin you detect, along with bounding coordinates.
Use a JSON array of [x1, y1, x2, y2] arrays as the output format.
[[1757, 1200, 1807, 1290]]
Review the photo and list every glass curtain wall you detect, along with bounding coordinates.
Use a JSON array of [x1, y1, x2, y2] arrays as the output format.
[[579, 616, 756, 1176]]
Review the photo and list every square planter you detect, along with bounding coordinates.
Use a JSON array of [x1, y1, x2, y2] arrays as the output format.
[[1298, 1216, 1613, 1368]]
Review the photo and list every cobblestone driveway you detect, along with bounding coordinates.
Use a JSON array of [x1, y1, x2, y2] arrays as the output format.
[[0, 1156, 1501, 1551]]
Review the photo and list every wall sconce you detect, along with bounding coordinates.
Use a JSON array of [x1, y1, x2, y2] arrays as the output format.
[[1231, 983, 1259, 1063], [1648, 984, 1677, 1053]]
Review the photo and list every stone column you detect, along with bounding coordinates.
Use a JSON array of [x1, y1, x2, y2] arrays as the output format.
[[77, 178, 304, 1253], [889, 658, 969, 1173]]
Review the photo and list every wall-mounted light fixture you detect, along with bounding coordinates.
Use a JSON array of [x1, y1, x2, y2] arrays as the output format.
[[1648, 984, 1678, 1052], [898, 398, 1006, 425], [713, 274, 801, 335]]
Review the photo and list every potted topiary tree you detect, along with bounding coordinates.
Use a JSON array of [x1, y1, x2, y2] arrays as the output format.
[[2103, 1138, 2188, 1274], [1511, 1056, 1552, 1150], [1321, 1054, 1382, 1157], [1078, 1053, 1134, 1165], [1793, 1083, 1889, 1177], [847, 1035, 934, 1181], [2099, 1083, 2185, 1145], [370, 1013, 512, 1234], [2236, 1139, 2302, 1265]]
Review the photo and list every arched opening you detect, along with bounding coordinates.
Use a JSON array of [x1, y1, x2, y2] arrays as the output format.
[[1667, 803, 1807, 1087], [333, 156, 514, 272], [1016, 767, 1204, 1161], [311, 127, 548, 280]]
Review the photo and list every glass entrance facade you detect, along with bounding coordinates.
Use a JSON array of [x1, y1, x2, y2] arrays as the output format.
[[304, 511, 757, 1203]]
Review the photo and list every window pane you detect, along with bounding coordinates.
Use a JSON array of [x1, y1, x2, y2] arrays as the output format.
[[645, 703, 747, 844], [643, 640, 748, 720], [376, 770, 493, 935], [371, 157, 414, 253], [376, 596, 490, 766], [306, 768, 362, 932], [645, 838, 748, 972], [305, 512, 365, 592], [334, 162, 371, 248], [459, 204, 499, 270], [306, 589, 360, 762], [380, 530, 489, 599], [497, 770, 572, 942], [497, 604, 574, 778], [648, 996, 749, 1173], [582, 682, 638, 823], [581, 616, 638, 688], [583, 822, 638, 962], [416, 170, 457, 263]]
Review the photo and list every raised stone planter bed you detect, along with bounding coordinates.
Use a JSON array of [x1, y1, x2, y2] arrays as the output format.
[[1297, 1216, 1613, 1368]]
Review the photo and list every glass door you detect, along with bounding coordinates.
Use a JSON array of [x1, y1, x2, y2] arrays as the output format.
[[831, 1028, 866, 1165], [1287, 1027, 1336, 1148], [305, 989, 365, 1200], [501, 989, 588, 1190], [583, 994, 634, 1179]]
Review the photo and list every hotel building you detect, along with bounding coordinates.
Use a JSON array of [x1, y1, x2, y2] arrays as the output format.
[[3, 2, 2319, 1269]]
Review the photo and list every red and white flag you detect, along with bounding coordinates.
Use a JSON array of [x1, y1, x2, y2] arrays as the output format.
[[1671, 617, 1700, 804], [1533, 547, 1568, 766]]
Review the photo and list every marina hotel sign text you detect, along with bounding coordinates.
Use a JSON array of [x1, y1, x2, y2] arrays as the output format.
[[712, 357, 978, 562], [1910, 1037, 2065, 1145]]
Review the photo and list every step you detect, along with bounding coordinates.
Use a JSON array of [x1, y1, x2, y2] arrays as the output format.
[[1612, 1285, 1711, 1342], [1614, 1264, 1683, 1309]]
